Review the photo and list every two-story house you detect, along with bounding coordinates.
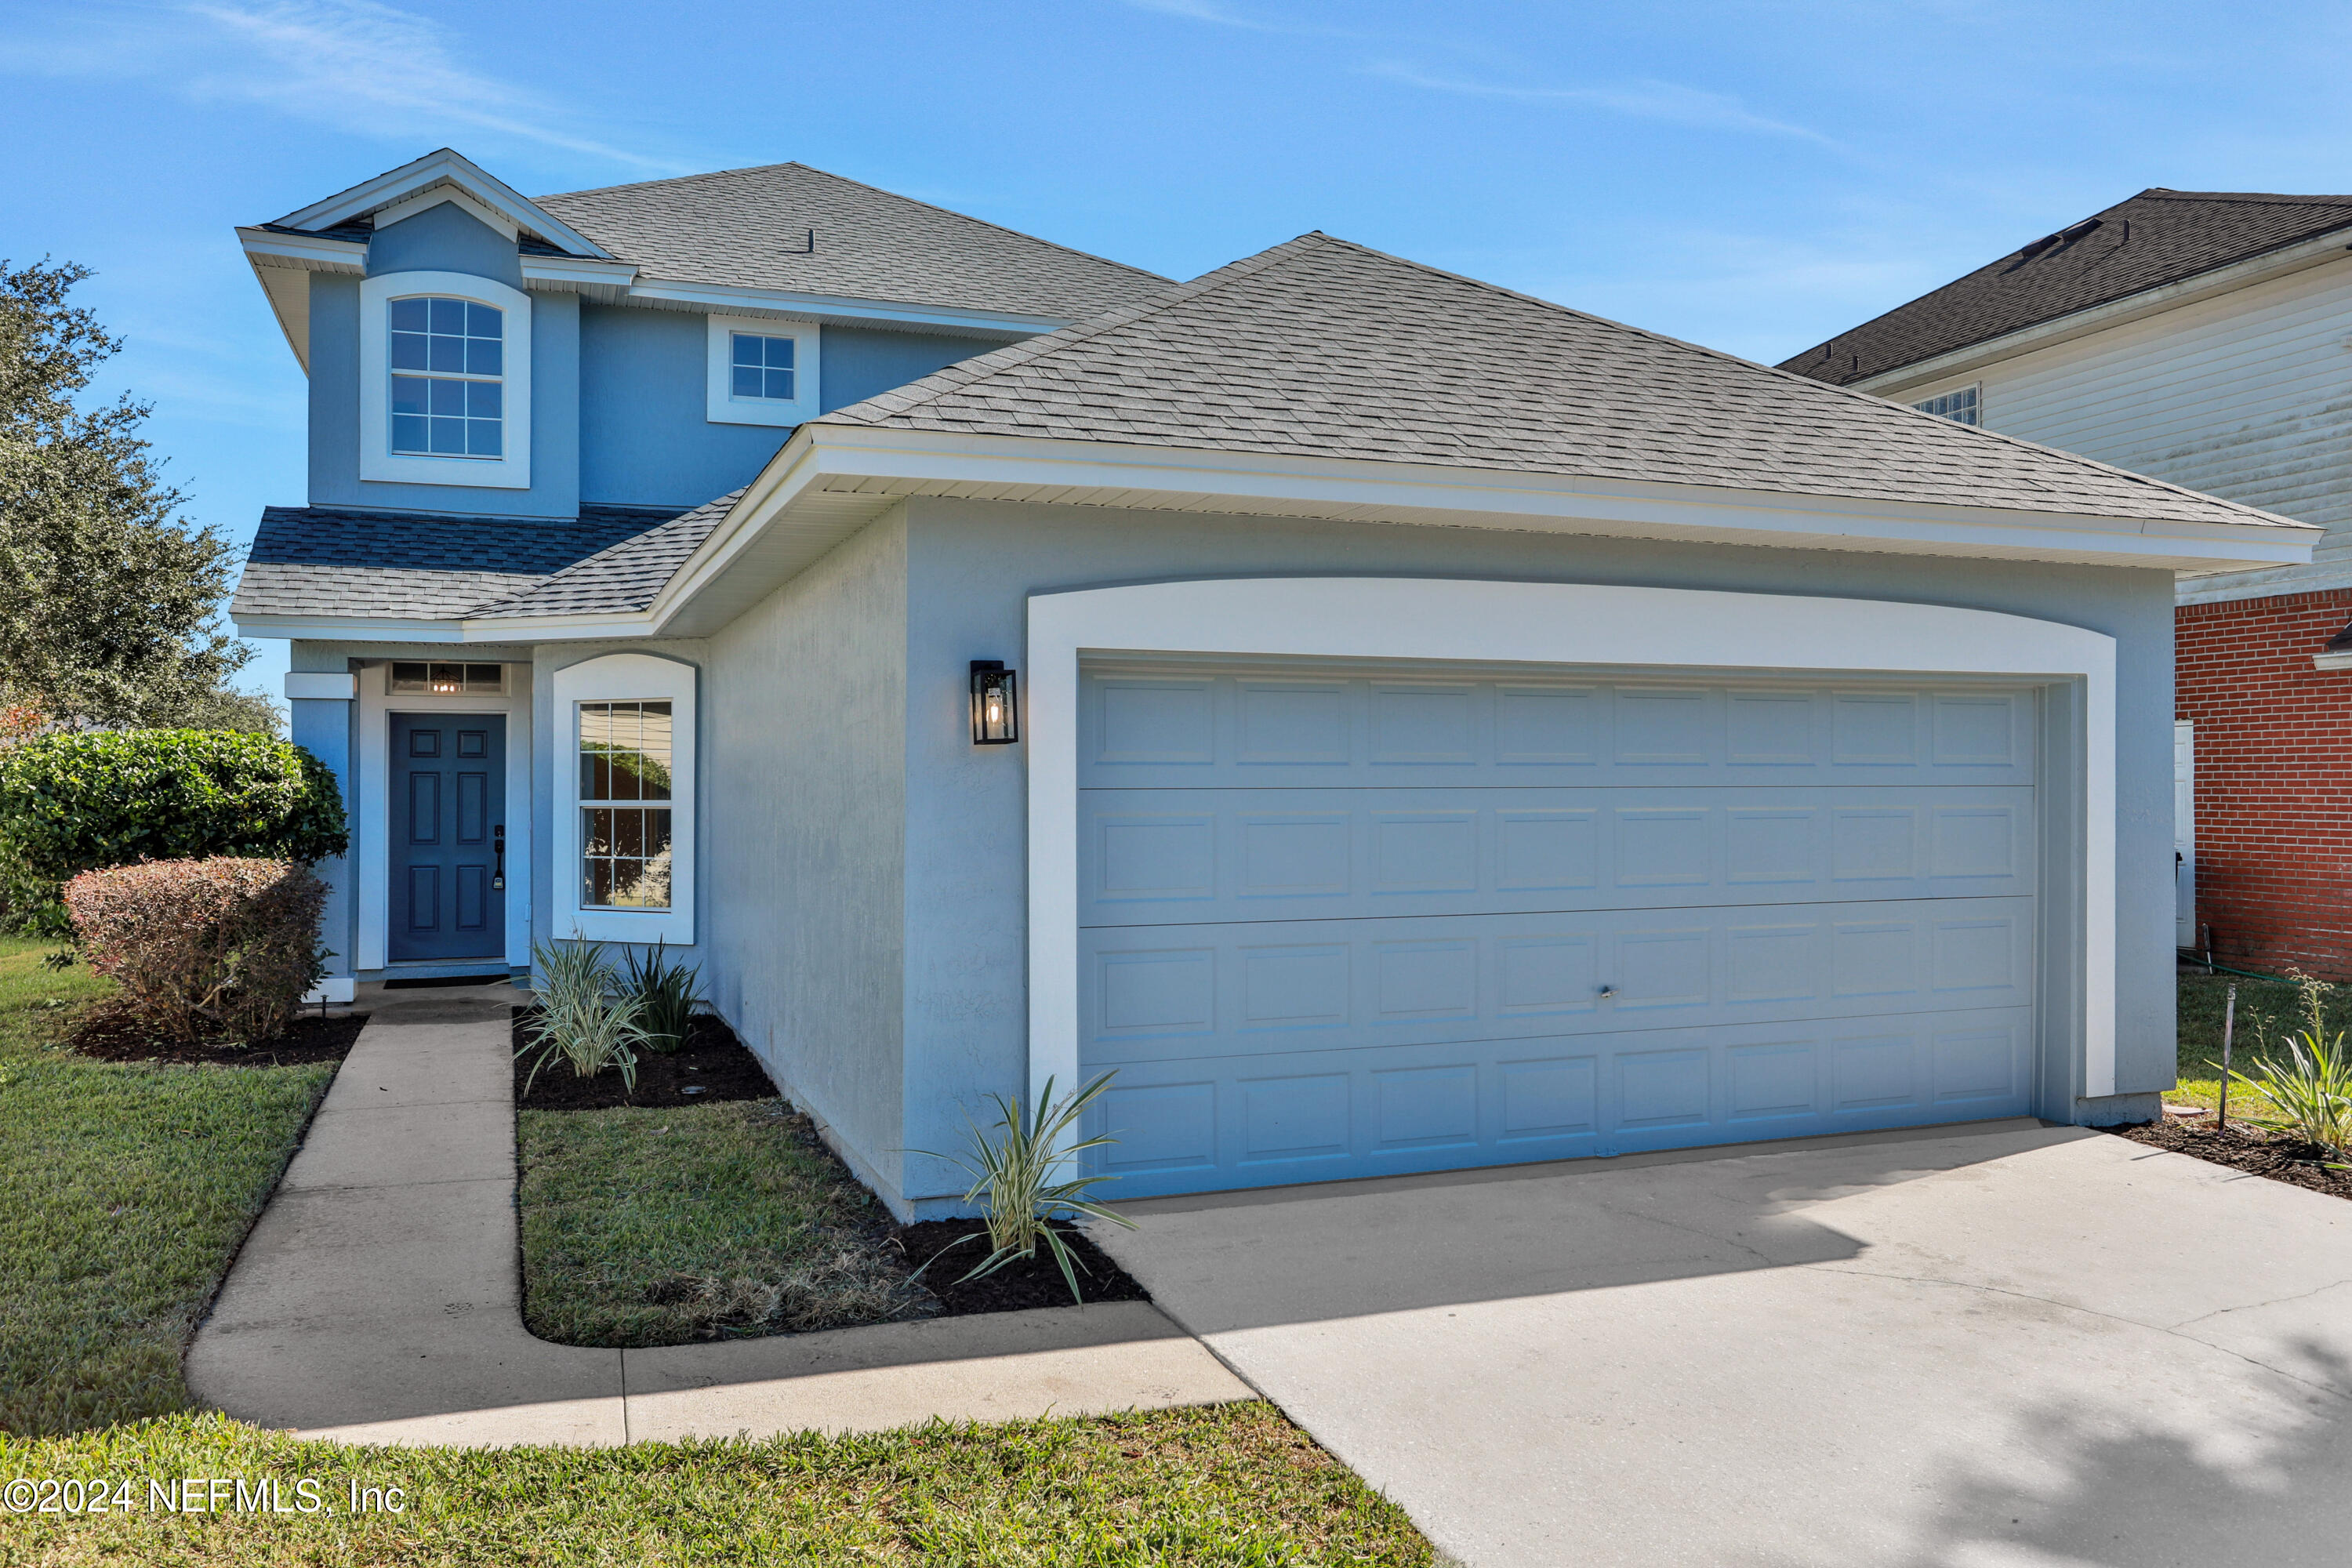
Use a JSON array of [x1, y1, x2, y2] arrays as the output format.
[[230, 150, 2309, 1216], [1780, 189, 2352, 979]]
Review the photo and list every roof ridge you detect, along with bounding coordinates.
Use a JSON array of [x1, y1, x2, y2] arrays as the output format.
[[816, 233, 1333, 427], [538, 161, 1172, 285]]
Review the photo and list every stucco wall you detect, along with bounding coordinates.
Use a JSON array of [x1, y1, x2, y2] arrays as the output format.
[[308, 204, 583, 518], [702, 514, 912, 1207], [577, 307, 997, 510], [887, 499, 2180, 1207]]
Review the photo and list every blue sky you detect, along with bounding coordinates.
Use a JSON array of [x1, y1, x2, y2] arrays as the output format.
[[4, 0, 2347, 709]]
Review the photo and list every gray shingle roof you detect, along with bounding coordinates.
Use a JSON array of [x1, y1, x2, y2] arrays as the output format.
[[818, 232, 2299, 531], [468, 492, 742, 618], [232, 505, 692, 620], [534, 164, 1171, 321], [1780, 189, 2352, 387]]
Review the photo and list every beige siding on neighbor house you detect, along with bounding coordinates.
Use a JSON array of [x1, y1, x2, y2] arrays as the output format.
[[1885, 256, 2352, 562]]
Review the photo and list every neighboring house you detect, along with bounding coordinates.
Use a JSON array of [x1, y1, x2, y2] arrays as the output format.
[[231, 151, 2310, 1216], [1780, 189, 2352, 978]]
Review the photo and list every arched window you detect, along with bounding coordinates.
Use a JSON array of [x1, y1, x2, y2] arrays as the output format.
[[358, 270, 532, 488]]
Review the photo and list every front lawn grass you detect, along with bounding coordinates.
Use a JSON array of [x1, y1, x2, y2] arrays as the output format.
[[0, 1405, 1434, 1566], [0, 937, 336, 1436], [2170, 970, 2350, 1117], [517, 1098, 921, 1347]]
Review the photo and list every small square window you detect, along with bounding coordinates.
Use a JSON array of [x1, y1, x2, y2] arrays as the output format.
[[728, 332, 795, 401]]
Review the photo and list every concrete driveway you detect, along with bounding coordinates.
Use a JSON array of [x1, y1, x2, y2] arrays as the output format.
[[1093, 1119, 2352, 1568]]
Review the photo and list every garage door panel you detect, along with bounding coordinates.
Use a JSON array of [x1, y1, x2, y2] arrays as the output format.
[[1082, 786, 2037, 924], [1082, 669, 2037, 789], [1078, 1007, 2034, 1198], [1080, 898, 2034, 1061], [1076, 659, 2041, 1197]]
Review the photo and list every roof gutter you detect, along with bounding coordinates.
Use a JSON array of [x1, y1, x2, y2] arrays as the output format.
[[1850, 223, 2352, 397]]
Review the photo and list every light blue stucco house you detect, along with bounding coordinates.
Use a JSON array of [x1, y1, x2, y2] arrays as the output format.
[[232, 148, 2316, 1216]]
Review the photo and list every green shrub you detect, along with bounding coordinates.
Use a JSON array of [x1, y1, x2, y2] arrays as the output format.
[[0, 729, 346, 937], [64, 857, 328, 1042], [2232, 970, 2352, 1161], [518, 938, 647, 1096]]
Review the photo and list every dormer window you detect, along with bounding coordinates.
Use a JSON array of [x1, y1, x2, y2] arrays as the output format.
[[706, 314, 818, 427], [358, 270, 532, 489], [390, 297, 504, 457]]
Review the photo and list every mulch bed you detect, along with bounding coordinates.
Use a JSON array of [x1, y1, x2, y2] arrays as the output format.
[[895, 1218, 1149, 1316], [2111, 1120, 2352, 1201], [513, 1009, 779, 1110], [65, 1005, 368, 1068]]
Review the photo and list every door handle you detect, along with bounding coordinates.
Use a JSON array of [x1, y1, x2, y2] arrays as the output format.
[[492, 825, 506, 891]]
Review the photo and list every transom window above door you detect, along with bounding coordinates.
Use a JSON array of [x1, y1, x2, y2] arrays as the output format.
[[390, 296, 503, 458], [579, 700, 673, 910]]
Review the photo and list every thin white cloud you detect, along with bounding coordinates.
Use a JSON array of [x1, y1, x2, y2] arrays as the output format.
[[1366, 62, 1838, 146], [1114, 0, 1369, 40], [1, 0, 684, 172]]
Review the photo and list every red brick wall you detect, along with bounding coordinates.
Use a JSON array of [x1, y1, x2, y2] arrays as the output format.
[[2177, 587, 2352, 978]]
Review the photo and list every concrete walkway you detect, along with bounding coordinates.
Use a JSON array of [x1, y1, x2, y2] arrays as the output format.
[[186, 985, 1247, 1447], [1097, 1119, 2352, 1568]]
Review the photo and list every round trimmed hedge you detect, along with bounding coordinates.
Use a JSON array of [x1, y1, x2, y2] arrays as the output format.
[[0, 730, 348, 938]]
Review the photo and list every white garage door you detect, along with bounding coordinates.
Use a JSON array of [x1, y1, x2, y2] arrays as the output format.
[[1076, 661, 2039, 1199]]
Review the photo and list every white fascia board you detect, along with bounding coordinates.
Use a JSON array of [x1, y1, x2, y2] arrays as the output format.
[[2313, 651, 2352, 670], [1853, 230, 2352, 397], [237, 227, 368, 272], [520, 255, 640, 295], [273, 148, 615, 260], [619, 278, 1061, 339], [802, 426, 2321, 569]]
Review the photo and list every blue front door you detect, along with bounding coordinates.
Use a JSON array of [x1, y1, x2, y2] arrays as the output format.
[[390, 713, 506, 963]]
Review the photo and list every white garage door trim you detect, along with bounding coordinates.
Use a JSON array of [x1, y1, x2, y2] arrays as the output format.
[[1027, 578, 2118, 1120]]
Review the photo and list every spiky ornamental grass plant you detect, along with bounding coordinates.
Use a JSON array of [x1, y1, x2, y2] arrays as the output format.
[[518, 938, 649, 1098], [622, 935, 705, 1054], [913, 1073, 1136, 1305], [2231, 969, 2352, 1165]]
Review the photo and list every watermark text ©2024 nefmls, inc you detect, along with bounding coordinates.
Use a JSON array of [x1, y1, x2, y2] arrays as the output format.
[[5, 1475, 407, 1515]]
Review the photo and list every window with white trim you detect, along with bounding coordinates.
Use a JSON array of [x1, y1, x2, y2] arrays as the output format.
[[1914, 386, 1980, 426], [390, 296, 504, 458], [552, 653, 696, 943], [706, 314, 818, 427], [578, 701, 673, 909], [358, 270, 532, 489]]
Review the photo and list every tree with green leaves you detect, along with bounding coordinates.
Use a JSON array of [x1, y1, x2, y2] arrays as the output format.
[[0, 258, 278, 734]]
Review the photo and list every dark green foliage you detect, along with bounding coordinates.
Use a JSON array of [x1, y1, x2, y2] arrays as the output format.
[[623, 935, 706, 1052], [0, 730, 347, 937], [0, 258, 267, 731]]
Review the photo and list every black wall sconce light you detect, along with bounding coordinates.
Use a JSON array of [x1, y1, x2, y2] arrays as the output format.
[[970, 660, 1018, 745]]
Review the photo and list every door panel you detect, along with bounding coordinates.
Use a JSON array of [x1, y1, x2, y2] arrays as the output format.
[[1076, 663, 2040, 1198], [390, 713, 506, 963]]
